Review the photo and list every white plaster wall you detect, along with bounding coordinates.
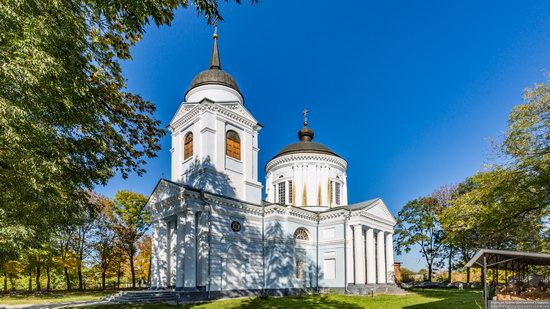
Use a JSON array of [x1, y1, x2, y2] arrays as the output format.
[[265, 154, 348, 207], [170, 98, 262, 205], [185, 84, 243, 104]]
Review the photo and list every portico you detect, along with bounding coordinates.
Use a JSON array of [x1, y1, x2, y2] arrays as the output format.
[[351, 224, 395, 286]]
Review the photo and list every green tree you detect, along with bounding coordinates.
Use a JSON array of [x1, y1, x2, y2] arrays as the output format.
[[91, 193, 117, 290], [440, 77, 550, 281], [113, 191, 150, 289], [400, 267, 417, 283], [0, 0, 252, 247], [395, 197, 445, 282]]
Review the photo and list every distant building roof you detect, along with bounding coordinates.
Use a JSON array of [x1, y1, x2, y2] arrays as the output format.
[[465, 249, 550, 269]]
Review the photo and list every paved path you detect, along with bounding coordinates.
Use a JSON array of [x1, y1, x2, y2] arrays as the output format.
[[0, 299, 110, 309]]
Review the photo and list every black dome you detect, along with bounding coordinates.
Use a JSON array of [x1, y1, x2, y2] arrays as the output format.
[[273, 141, 340, 159], [185, 31, 241, 97], [187, 68, 240, 93], [271, 123, 341, 159]]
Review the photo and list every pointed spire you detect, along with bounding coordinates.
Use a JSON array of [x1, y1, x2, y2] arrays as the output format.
[[209, 22, 221, 70]]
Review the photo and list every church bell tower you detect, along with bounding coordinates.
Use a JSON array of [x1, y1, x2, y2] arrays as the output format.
[[168, 28, 262, 204]]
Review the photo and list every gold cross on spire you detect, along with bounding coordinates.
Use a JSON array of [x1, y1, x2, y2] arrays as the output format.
[[213, 17, 218, 39], [303, 108, 309, 126]]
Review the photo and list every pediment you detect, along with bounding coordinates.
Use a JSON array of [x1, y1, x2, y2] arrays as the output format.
[[364, 199, 396, 224], [146, 179, 182, 211], [169, 99, 259, 131]]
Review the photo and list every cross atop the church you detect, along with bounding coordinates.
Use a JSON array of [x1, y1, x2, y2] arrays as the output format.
[[213, 17, 218, 38], [303, 108, 309, 126]]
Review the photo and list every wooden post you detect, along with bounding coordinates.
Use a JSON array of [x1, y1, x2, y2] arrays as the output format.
[[483, 255, 488, 309]]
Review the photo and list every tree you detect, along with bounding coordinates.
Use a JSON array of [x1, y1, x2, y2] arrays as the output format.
[[113, 191, 150, 288], [431, 185, 458, 283], [400, 267, 417, 282], [92, 194, 117, 290], [0, 0, 253, 248], [135, 235, 152, 287], [395, 197, 445, 281]]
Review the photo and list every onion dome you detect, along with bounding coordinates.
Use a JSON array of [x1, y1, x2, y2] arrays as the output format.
[[272, 110, 340, 159], [185, 29, 241, 96]]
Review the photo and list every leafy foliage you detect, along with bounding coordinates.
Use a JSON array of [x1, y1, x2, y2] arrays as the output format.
[[441, 77, 550, 255], [0, 0, 252, 249], [395, 197, 445, 281], [113, 191, 150, 288]]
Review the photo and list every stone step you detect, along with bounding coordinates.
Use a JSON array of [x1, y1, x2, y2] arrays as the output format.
[[346, 284, 407, 295]]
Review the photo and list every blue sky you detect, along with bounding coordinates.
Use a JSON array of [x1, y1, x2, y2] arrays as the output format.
[[96, 1, 550, 271]]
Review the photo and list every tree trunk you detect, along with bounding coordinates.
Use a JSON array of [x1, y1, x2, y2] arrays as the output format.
[[28, 270, 32, 292], [466, 267, 471, 283], [9, 274, 15, 291], [35, 266, 41, 291], [64, 267, 71, 291], [447, 248, 453, 283], [78, 265, 83, 291], [428, 264, 433, 282], [3, 272, 7, 292], [129, 249, 136, 288], [46, 267, 51, 290], [117, 270, 121, 289], [101, 270, 106, 290]]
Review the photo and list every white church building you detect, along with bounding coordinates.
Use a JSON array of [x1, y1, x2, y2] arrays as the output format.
[[146, 31, 399, 295]]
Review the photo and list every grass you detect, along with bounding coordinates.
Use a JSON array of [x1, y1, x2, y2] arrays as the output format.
[[0, 290, 114, 305], [66, 288, 483, 309]]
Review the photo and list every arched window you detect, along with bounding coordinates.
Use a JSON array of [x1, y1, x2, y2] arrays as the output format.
[[294, 228, 310, 241], [226, 130, 241, 160], [184, 132, 193, 160]]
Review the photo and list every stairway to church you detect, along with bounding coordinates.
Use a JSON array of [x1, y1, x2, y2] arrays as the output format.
[[105, 290, 178, 304], [346, 284, 407, 295]]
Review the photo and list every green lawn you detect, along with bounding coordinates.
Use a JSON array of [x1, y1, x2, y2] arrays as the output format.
[[0, 290, 114, 305], [71, 289, 483, 309]]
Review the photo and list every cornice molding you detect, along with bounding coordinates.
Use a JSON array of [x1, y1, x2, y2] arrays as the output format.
[[170, 101, 258, 131], [265, 153, 347, 172]]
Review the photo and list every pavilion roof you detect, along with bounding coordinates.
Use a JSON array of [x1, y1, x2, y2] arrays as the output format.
[[466, 249, 550, 270]]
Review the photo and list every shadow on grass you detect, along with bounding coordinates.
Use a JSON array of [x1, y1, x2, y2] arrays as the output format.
[[241, 296, 362, 309], [403, 288, 483, 309]]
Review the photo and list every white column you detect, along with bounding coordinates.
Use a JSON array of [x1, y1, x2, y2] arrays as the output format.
[[353, 225, 365, 284], [175, 213, 186, 289], [386, 233, 395, 283], [169, 220, 177, 287], [346, 225, 354, 285], [158, 219, 168, 288], [366, 228, 376, 284], [183, 209, 196, 288], [377, 231, 386, 284], [151, 221, 159, 288]]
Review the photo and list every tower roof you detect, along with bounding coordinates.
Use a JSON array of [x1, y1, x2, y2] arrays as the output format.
[[271, 110, 341, 160], [186, 29, 241, 97]]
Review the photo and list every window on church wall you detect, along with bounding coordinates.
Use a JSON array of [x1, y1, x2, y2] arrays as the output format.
[[278, 182, 286, 205], [288, 180, 293, 206], [295, 259, 305, 279], [324, 258, 336, 279], [226, 130, 241, 160], [335, 182, 341, 205], [294, 228, 310, 241], [184, 132, 193, 160]]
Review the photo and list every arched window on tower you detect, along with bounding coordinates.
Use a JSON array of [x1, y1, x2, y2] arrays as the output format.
[[294, 228, 310, 241], [184, 132, 193, 160], [226, 130, 241, 160]]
